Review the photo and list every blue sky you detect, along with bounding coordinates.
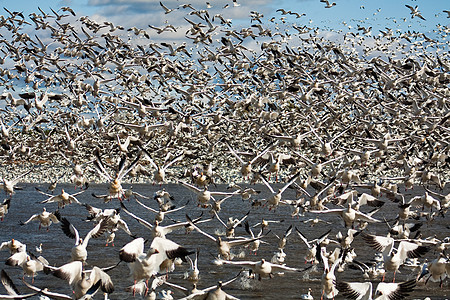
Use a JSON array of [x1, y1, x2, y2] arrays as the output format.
[[0, 0, 447, 35]]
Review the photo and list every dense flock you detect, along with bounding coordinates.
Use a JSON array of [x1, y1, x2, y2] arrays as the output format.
[[0, 2, 449, 300]]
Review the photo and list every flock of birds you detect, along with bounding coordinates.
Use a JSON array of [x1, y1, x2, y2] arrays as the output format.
[[0, 1, 449, 299]]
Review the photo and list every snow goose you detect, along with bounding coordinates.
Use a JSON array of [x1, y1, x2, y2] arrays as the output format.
[[163, 272, 241, 300], [420, 254, 448, 287], [134, 197, 187, 222], [119, 237, 193, 284], [408, 191, 441, 212], [179, 181, 237, 207], [319, 247, 341, 299], [267, 130, 312, 149], [35, 243, 42, 253], [36, 188, 84, 209], [5, 251, 29, 270], [258, 170, 301, 210], [60, 217, 110, 262], [120, 202, 192, 239], [122, 186, 150, 201], [21, 280, 73, 299], [309, 203, 381, 228], [83, 204, 133, 245], [177, 278, 241, 300], [4, 250, 47, 283], [124, 275, 165, 298], [361, 233, 430, 282], [273, 224, 293, 250], [225, 140, 275, 179], [292, 151, 343, 178], [271, 248, 287, 265], [309, 123, 350, 157], [226, 183, 261, 201], [266, 152, 293, 182], [244, 220, 266, 254], [424, 187, 449, 211], [46, 260, 115, 299], [0, 239, 26, 254], [209, 193, 237, 214], [154, 188, 174, 204], [20, 208, 60, 231], [335, 229, 360, 249], [20, 253, 49, 282], [186, 215, 265, 260], [300, 288, 313, 300], [214, 210, 249, 238], [335, 278, 416, 300], [140, 146, 185, 184], [296, 228, 331, 264], [92, 149, 141, 200], [1, 169, 32, 197], [348, 259, 385, 280], [216, 258, 304, 280]]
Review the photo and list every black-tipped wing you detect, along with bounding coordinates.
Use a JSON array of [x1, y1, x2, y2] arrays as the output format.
[[60, 217, 79, 240], [1, 269, 20, 296]]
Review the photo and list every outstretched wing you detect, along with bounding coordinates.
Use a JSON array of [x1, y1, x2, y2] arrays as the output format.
[[60, 217, 80, 242]]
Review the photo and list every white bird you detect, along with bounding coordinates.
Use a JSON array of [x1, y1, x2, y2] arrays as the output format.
[[21, 253, 49, 282], [296, 228, 331, 264], [244, 220, 266, 254], [124, 275, 166, 298], [119, 237, 192, 284], [174, 274, 241, 300], [217, 258, 304, 280], [361, 233, 430, 282], [309, 203, 381, 228], [160, 1, 177, 14], [0, 239, 26, 254], [408, 191, 441, 211], [47, 260, 115, 299], [1, 169, 32, 197], [92, 150, 141, 200], [420, 254, 448, 286], [187, 215, 265, 260], [20, 208, 60, 231], [120, 202, 193, 239], [335, 278, 416, 300], [300, 288, 314, 300], [259, 170, 301, 210], [319, 247, 341, 299], [60, 217, 110, 262], [271, 248, 287, 265], [273, 225, 293, 250], [134, 197, 187, 222], [405, 5, 426, 20], [321, 0, 336, 8], [226, 141, 275, 179], [186, 249, 200, 282], [180, 181, 237, 207], [83, 204, 133, 244], [140, 146, 184, 184], [293, 151, 343, 178], [22, 280, 74, 299], [267, 130, 312, 149], [214, 210, 249, 238], [36, 188, 84, 208]]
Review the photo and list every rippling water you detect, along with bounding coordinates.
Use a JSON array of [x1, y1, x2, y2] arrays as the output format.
[[0, 183, 448, 299]]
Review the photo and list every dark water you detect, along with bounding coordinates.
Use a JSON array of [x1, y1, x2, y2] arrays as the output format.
[[0, 183, 448, 299]]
